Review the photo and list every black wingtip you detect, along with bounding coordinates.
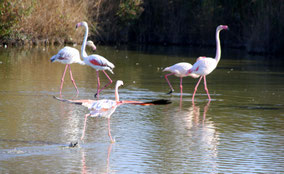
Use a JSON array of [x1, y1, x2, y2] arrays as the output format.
[[147, 99, 172, 105], [53, 96, 83, 105], [53, 96, 61, 100], [53, 96, 68, 102]]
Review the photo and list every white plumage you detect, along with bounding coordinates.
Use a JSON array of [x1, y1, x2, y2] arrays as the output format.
[[189, 57, 217, 76], [84, 54, 115, 74], [50, 46, 84, 65], [76, 21, 115, 98], [187, 25, 229, 102], [50, 41, 96, 96], [53, 80, 171, 142], [163, 62, 200, 78], [89, 100, 117, 118], [163, 62, 200, 95]]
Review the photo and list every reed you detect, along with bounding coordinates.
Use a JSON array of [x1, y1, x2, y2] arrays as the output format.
[[0, 0, 90, 45], [21, 0, 90, 45]]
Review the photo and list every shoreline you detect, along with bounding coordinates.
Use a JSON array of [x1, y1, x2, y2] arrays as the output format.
[[0, 38, 279, 56]]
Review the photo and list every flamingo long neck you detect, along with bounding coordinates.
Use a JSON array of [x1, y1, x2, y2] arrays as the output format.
[[82, 49, 88, 58], [81, 24, 89, 60], [215, 29, 222, 63], [115, 85, 120, 102]]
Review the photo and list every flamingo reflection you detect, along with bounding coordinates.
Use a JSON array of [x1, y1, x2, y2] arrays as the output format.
[[168, 101, 218, 171], [81, 143, 113, 174]]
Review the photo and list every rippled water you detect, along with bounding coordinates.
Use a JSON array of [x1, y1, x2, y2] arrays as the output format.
[[0, 45, 284, 173]]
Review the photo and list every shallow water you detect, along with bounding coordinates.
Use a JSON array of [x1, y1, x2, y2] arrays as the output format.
[[0, 45, 283, 173]]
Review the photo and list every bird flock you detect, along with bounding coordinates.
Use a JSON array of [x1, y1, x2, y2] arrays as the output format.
[[51, 21, 228, 144]]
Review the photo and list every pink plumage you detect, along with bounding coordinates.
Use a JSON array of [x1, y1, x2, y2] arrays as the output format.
[[51, 41, 96, 97], [50, 46, 84, 96], [187, 25, 229, 102], [50, 47, 83, 65], [54, 80, 171, 143], [163, 62, 199, 95], [76, 21, 115, 98]]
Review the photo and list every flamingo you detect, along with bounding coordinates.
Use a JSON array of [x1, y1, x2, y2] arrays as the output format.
[[76, 21, 115, 99], [163, 62, 200, 95], [187, 25, 228, 102], [50, 41, 96, 96], [54, 80, 171, 143]]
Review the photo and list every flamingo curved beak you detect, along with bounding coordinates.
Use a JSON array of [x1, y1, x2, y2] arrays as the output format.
[[223, 25, 229, 30], [75, 23, 81, 29], [92, 45, 97, 51], [50, 57, 55, 62]]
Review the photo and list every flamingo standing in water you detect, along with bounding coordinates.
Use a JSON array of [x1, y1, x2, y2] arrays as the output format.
[[187, 25, 229, 102], [50, 41, 96, 96], [54, 80, 171, 143], [163, 62, 200, 95], [76, 21, 115, 99]]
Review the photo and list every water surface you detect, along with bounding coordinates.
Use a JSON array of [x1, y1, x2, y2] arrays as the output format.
[[0, 45, 283, 173]]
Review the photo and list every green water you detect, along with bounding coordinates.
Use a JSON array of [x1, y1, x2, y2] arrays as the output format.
[[0, 45, 283, 173]]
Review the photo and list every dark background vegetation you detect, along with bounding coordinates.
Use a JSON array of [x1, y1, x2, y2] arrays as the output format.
[[1, 0, 284, 55]]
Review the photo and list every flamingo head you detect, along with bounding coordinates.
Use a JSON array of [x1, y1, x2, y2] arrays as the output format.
[[116, 80, 124, 88], [50, 56, 56, 63], [217, 25, 229, 31], [76, 21, 88, 29], [87, 40, 97, 51], [115, 80, 123, 102]]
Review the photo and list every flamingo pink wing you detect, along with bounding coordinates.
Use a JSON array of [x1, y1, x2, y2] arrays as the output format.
[[90, 59, 102, 66]]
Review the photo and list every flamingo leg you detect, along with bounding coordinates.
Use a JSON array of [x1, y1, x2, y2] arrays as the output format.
[[180, 77, 183, 96], [95, 71, 100, 99], [108, 117, 115, 143], [192, 76, 203, 102], [165, 73, 175, 94], [179, 77, 183, 106], [95, 70, 113, 98], [68, 65, 79, 96], [81, 113, 90, 140], [59, 64, 69, 96], [203, 76, 211, 101]]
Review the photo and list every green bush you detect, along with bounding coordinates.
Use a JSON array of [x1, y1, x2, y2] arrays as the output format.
[[117, 0, 144, 25], [0, 1, 24, 39]]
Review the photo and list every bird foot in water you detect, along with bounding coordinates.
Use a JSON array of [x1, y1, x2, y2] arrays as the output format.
[[110, 137, 116, 144], [167, 89, 174, 95], [68, 141, 78, 148]]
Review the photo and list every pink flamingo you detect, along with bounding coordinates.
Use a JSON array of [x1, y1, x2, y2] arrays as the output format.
[[187, 25, 229, 102], [76, 21, 115, 99], [54, 80, 171, 143], [163, 62, 200, 95], [50, 41, 96, 96]]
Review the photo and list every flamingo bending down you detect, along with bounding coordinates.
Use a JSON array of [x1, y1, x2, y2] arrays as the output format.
[[76, 21, 115, 99], [54, 80, 171, 143], [187, 25, 229, 102], [163, 62, 200, 95], [50, 41, 96, 96]]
